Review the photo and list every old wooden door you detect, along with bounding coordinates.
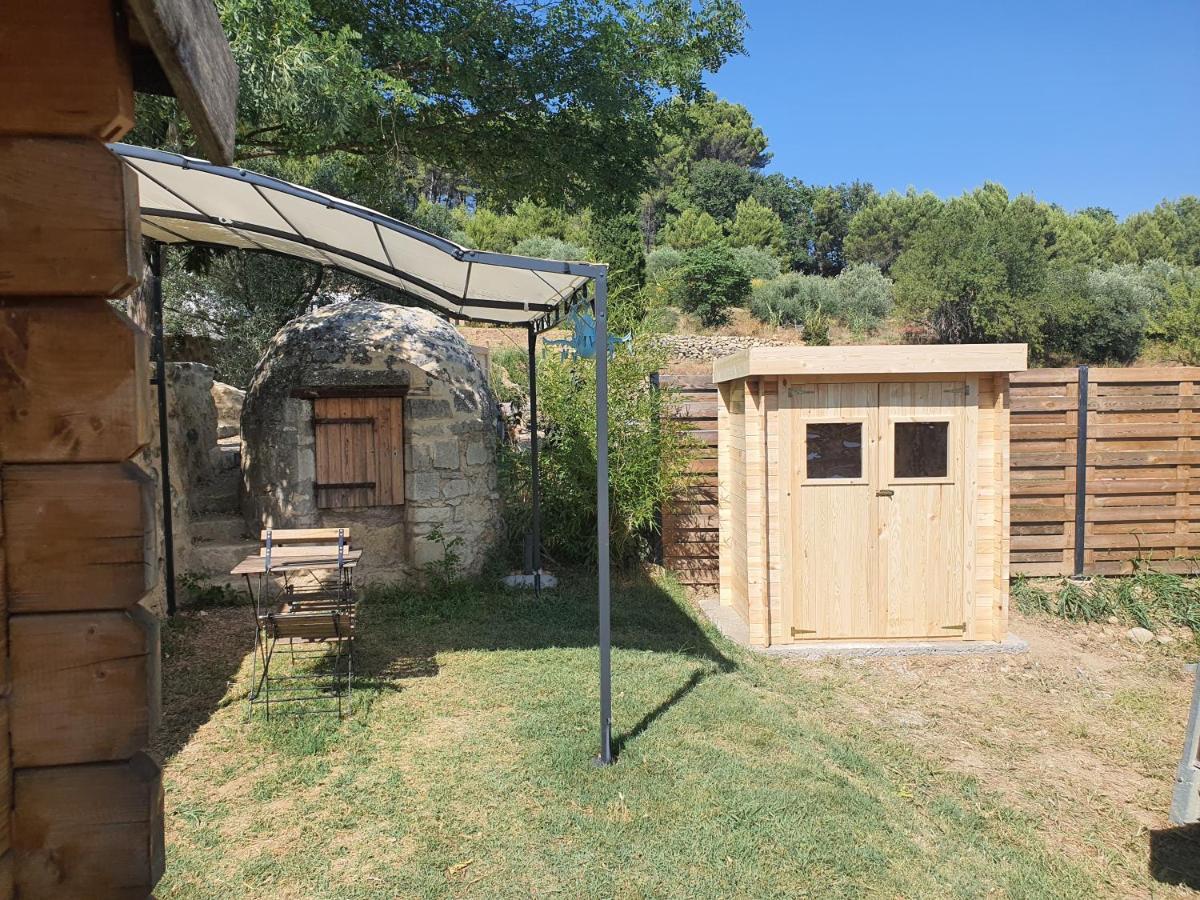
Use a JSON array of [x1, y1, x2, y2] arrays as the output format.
[[312, 396, 405, 509], [784, 380, 968, 640]]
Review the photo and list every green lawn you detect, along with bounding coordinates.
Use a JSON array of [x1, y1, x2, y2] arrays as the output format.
[[157, 573, 1098, 899]]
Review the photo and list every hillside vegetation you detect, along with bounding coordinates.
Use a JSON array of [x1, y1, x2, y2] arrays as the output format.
[[143, 3, 1200, 383]]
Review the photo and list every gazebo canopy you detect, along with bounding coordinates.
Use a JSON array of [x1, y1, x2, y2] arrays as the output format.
[[111, 143, 598, 332], [111, 143, 616, 765]]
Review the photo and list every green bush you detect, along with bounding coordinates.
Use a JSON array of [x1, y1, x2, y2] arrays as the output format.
[[646, 247, 685, 283], [511, 236, 589, 261], [496, 342, 695, 566], [801, 307, 831, 345], [1148, 263, 1200, 362], [890, 187, 1048, 351], [676, 246, 752, 327], [834, 263, 894, 332], [731, 246, 783, 282], [749, 272, 839, 327], [658, 208, 725, 250], [1041, 264, 1151, 363]]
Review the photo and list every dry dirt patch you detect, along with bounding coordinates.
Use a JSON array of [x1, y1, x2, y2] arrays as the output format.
[[781, 612, 1198, 896]]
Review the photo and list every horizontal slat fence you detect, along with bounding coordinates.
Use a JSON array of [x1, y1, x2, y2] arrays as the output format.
[[662, 367, 1200, 590], [1011, 366, 1200, 576], [658, 374, 719, 588]]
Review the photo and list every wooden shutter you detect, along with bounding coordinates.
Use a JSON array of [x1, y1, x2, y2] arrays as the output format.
[[313, 397, 405, 508]]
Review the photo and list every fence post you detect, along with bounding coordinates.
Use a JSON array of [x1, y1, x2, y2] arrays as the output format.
[[1073, 365, 1089, 577], [649, 371, 664, 565]]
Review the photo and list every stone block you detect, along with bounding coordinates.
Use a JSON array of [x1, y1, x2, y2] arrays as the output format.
[[412, 539, 445, 566], [408, 472, 441, 501], [406, 443, 433, 472], [433, 440, 459, 469], [466, 441, 491, 466], [409, 398, 451, 419], [442, 479, 470, 499], [409, 506, 453, 525]]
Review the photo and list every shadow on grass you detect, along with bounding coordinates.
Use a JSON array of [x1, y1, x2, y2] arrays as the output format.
[[158, 570, 734, 761], [156, 603, 256, 761], [1150, 822, 1200, 889], [356, 570, 736, 758]]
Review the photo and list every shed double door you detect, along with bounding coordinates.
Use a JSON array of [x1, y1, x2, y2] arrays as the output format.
[[782, 380, 970, 640]]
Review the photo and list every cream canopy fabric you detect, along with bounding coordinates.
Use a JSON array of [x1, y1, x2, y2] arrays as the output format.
[[110, 143, 601, 331]]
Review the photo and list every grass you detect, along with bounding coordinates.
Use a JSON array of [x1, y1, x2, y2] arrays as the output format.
[[1013, 565, 1200, 639], [156, 573, 1108, 898]]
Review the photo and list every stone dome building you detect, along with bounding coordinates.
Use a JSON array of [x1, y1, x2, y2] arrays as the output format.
[[240, 300, 502, 582]]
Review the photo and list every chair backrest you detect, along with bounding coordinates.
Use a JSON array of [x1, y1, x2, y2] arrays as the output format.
[[259, 528, 351, 568]]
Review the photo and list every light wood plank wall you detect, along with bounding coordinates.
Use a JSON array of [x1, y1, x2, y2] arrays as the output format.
[[1010, 367, 1200, 576], [717, 382, 748, 619], [691, 368, 1200, 592], [661, 375, 721, 587]]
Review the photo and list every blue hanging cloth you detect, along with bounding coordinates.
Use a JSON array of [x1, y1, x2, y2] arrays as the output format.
[[542, 307, 632, 360]]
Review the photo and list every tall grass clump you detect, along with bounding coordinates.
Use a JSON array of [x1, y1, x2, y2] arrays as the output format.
[[1012, 565, 1200, 639]]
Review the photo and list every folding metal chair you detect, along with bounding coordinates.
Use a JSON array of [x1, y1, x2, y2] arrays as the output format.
[[232, 528, 362, 719]]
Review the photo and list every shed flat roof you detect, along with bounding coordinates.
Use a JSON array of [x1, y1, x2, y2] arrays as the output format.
[[713, 344, 1028, 383]]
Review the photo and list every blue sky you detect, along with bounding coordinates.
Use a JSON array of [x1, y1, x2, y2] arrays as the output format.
[[705, 0, 1199, 218]]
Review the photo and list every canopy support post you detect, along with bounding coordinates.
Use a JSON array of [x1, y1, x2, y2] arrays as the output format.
[[150, 243, 177, 617], [594, 272, 613, 766], [527, 325, 542, 597]]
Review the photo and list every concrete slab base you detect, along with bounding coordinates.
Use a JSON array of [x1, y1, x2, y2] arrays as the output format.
[[502, 570, 558, 590], [698, 599, 1028, 659]]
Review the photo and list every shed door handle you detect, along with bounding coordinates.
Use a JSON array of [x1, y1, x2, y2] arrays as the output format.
[[876, 489, 894, 497]]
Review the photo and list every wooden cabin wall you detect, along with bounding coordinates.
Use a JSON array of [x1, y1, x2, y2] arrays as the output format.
[[0, 4, 164, 896]]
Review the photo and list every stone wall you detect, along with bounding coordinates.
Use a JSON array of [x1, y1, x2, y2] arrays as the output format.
[[651, 333, 796, 364], [212, 381, 244, 438], [134, 362, 221, 614], [241, 301, 503, 583]]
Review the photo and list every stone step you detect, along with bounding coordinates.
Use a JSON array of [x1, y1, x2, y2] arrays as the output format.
[[188, 540, 256, 578], [177, 572, 253, 601], [192, 468, 240, 516], [190, 514, 250, 544], [210, 443, 241, 473]]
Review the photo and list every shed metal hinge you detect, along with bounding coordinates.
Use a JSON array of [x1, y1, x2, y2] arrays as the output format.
[[791, 626, 816, 636], [940, 623, 967, 631]]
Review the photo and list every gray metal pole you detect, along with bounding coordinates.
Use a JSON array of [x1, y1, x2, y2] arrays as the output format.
[[1170, 665, 1200, 824], [1073, 365, 1089, 577], [527, 326, 542, 595], [150, 244, 177, 617], [595, 274, 613, 765]]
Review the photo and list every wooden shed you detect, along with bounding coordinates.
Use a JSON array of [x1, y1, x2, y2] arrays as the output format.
[[714, 344, 1027, 646]]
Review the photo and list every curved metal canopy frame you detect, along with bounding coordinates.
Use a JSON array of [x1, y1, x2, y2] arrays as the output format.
[[112, 143, 615, 765], [110, 143, 602, 333]]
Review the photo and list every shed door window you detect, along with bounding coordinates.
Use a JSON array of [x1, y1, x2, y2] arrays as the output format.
[[893, 421, 949, 479], [805, 422, 863, 479], [313, 396, 405, 508]]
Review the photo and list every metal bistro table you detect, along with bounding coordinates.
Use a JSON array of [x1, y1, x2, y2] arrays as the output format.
[[232, 528, 362, 719]]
